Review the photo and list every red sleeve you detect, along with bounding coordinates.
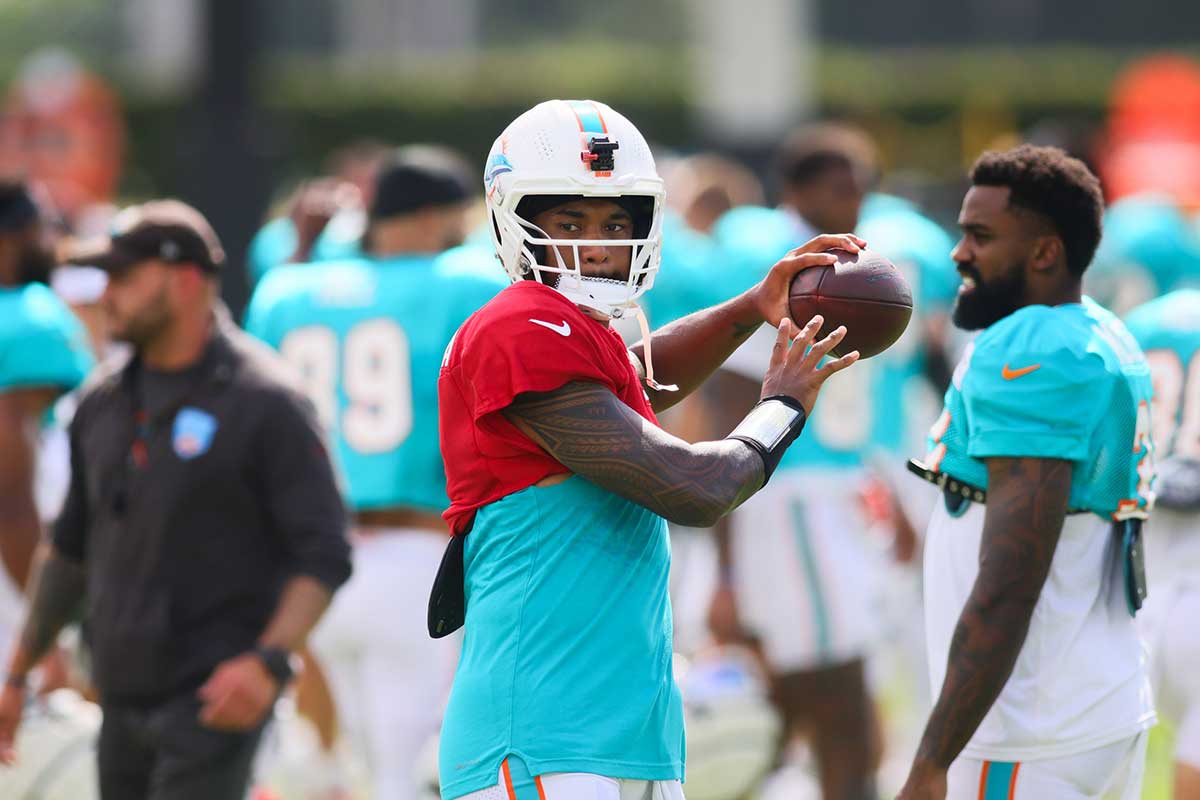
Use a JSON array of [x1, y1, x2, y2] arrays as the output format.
[[459, 287, 620, 420]]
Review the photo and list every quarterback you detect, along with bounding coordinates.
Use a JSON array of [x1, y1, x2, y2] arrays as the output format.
[[898, 145, 1156, 800], [434, 99, 862, 800]]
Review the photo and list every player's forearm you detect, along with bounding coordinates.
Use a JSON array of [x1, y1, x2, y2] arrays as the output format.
[[0, 499, 40, 590], [6, 544, 85, 681], [257, 574, 333, 653], [633, 291, 765, 411], [506, 381, 765, 528], [909, 456, 1071, 773], [911, 585, 1039, 771]]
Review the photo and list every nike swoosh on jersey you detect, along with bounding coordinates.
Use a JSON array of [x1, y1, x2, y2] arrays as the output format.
[[1001, 363, 1041, 380], [529, 319, 571, 336]]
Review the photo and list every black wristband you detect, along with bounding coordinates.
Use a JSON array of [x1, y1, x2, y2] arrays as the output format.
[[253, 646, 296, 687], [726, 395, 807, 485], [3, 673, 27, 691]]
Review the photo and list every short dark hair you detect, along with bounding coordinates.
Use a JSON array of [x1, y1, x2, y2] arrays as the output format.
[[0, 180, 38, 232], [369, 145, 473, 221], [775, 123, 878, 190], [970, 144, 1104, 276]]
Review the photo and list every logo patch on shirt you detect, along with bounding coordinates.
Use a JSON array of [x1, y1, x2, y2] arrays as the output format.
[[529, 319, 571, 336], [172, 407, 218, 459], [1001, 362, 1041, 380]]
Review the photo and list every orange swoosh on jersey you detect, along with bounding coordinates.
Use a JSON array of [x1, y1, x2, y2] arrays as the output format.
[[1001, 363, 1041, 380]]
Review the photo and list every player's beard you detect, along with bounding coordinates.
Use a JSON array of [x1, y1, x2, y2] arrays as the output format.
[[952, 259, 1026, 331]]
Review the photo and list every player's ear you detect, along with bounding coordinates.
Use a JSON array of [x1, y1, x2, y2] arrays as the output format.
[[1029, 234, 1062, 274]]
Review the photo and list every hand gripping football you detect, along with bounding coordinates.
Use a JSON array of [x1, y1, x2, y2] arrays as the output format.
[[788, 248, 913, 359]]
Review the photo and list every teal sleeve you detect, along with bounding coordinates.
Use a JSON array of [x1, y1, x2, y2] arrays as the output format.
[[243, 274, 285, 347], [921, 253, 960, 309], [963, 342, 1108, 461], [0, 321, 92, 394], [247, 218, 297, 287]]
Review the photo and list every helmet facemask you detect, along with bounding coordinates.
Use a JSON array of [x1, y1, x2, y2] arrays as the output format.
[[498, 193, 662, 320]]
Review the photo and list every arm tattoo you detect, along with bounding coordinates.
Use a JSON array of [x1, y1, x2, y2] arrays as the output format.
[[913, 456, 1072, 770], [9, 546, 86, 677], [505, 381, 764, 528]]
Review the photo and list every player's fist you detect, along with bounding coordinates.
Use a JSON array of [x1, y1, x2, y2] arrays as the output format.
[[760, 315, 859, 416], [0, 682, 26, 766], [751, 233, 866, 327], [288, 178, 361, 261]]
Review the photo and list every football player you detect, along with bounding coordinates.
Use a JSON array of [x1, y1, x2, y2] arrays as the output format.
[[897, 145, 1156, 800], [0, 181, 93, 667], [1087, 194, 1200, 316], [1125, 289, 1200, 800], [704, 124, 887, 800], [433, 99, 863, 800], [245, 146, 506, 800]]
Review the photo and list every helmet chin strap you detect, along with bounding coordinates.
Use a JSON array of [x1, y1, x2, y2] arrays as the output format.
[[547, 273, 678, 393], [631, 303, 678, 393]]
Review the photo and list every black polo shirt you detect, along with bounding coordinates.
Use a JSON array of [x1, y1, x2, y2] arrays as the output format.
[[54, 315, 351, 702]]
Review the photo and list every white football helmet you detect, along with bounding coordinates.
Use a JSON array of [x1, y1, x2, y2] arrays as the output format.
[[483, 99, 666, 320]]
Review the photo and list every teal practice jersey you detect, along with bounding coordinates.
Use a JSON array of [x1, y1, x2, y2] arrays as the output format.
[[923, 298, 1155, 519], [244, 245, 506, 512], [643, 212, 728, 327], [0, 283, 93, 399], [1124, 289, 1200, 461], [1088, 195, 1200, 314], [439, 476, 684, 799], [857, 193, 958, 457], [246, 213, 365, 287], [712, 201, 951, 471]]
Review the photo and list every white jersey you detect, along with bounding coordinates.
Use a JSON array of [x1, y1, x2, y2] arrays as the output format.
[[924, 501, 1155, 761]]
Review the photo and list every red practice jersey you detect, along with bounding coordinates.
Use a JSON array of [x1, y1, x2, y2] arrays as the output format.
[[439, 281, 659, 534]]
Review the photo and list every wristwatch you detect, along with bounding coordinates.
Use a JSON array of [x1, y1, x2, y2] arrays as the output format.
[[253, 646, 297, 687]]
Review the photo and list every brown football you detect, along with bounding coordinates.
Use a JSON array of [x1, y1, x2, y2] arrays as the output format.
[[788, 248, 913, 359]]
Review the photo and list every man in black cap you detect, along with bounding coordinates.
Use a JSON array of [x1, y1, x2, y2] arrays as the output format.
[[244, 145, 502, 800], [0, 198, 353, 800]]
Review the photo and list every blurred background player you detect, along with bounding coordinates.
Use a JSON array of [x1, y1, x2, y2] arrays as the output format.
[[0, 180, 93, 666], [1125, 289, 1200, 800], [899, 145, 1155, 800], [245, 145, 506, 800], [703, 123, 893, 800], [1086, 195, 1200, 316], [247, 139, 392, 288]]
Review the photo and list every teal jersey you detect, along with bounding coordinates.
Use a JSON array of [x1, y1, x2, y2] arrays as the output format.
[[0, 283, 93, 398], [923, 298, 1155, 519], [438, 476, 684, 799], [244, 245, 506, 511], [1124, 289, 1200, 461], [1088, 195, 1200, 313], [644, 212, 727, 327], [246, 214, 365, 287], [857, 193, 958, 456], [713, 205, 883, 471]]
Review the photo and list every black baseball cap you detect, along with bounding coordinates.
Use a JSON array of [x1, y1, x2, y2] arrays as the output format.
[[65, 200, 226, 274], [369, 145, 473, 221]]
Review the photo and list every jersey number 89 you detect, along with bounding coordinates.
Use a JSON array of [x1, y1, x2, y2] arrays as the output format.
[[280, 320, 413, 454]]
